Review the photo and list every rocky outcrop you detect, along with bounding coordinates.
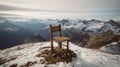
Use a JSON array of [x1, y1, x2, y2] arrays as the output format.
[[85, 30, 120, 49]]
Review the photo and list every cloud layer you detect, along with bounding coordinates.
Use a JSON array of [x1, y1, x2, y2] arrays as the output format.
[[0, 0, 120, 11]]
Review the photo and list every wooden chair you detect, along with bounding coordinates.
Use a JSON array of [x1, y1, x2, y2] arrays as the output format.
[[49, 24, 70, 52]]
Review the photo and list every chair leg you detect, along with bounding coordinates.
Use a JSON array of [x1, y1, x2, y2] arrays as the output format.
[[58, 42, 62, 52], [67, 40, 69, 51], [59, 42, 62, 49], [51, 41, 53, 53]]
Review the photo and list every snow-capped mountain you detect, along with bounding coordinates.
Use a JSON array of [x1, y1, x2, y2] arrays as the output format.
[[0, 42, 120, 67], [32, 19, 120, 46], [0, 17, 120, 67], [59, 19, 120, 35], [57, 19, 119, 45], [0, 16, 120, 49]]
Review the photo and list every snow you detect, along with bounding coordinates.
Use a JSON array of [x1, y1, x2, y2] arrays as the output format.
[[113, 16, 120, 21], [99, 42, 120, 54], [0, 42, 120, 67], [62, 22, 85, 30], [61, 20, 106, 33], [85, 21, 104, 31]]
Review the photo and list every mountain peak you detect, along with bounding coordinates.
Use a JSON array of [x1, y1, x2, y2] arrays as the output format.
[[0, 42, 120, 67]]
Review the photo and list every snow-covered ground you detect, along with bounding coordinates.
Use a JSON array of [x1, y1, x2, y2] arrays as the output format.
[[0, 42, 120, 67], [99, 42, 120, 54]]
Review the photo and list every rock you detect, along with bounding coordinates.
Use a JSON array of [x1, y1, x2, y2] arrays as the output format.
[[85, 30, 120, 49], [20, 61, 37, 67], [40, 59, 45, 64], [10, 64, 17, 67]]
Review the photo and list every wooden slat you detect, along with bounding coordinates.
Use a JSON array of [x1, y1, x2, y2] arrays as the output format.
[[51, 25, 60, 32], [53, 37, 70, 43]]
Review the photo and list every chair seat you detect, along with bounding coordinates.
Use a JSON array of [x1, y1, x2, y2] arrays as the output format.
[[53, 37, 70, 43]]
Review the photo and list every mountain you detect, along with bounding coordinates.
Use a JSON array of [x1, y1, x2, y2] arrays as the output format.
[[1, 17, 120, 49], [85, 30, 120, 49], [63, 28, 90, 44], [0, 42, 120, 67], [59, 19, 120, 44], [0, 17, 33, 49], [0, 17, 120, 67], [36, 19, 120, 45], [23, 34, 46, 43]]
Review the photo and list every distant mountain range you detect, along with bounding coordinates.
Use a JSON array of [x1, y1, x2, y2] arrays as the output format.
[[0, 17, 120, 49], [37, 19, 120, 44]]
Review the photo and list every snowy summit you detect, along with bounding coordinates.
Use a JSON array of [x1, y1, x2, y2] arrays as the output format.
[[0, 42, 120, 67]]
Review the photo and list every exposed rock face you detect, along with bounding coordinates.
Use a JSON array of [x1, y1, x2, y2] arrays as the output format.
[[85, 30, 120, 49]]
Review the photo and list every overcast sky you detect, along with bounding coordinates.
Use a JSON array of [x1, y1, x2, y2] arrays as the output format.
[[0, 0, 120, 20], [0, 0, 120, 11]]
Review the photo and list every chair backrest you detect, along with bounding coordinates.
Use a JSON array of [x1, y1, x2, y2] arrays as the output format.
[[49, 24, 62, 40]]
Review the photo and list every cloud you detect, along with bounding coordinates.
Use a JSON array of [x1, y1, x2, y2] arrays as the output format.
[[0, 0, 120, 11], [0, 0, 119, 20], [4, 28, 19, 31], [113, 16, 120, 21], [0, 4, 37, 11]]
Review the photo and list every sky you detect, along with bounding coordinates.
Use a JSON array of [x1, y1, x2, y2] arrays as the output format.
[[0, 0, 120, 20]]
